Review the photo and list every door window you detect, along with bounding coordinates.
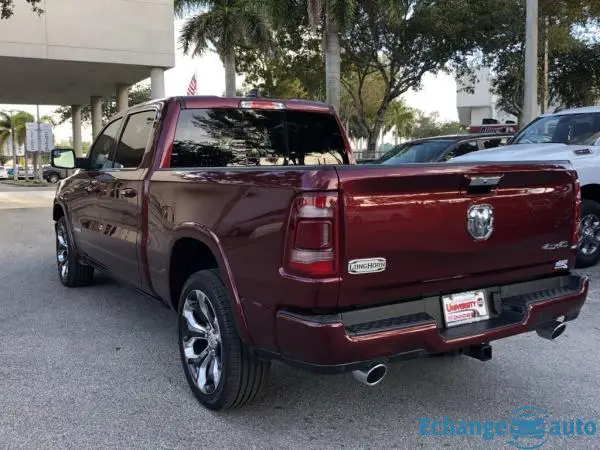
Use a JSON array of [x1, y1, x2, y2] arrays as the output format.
[[113, 110, 156, 168], [88, 118, 123, 171]]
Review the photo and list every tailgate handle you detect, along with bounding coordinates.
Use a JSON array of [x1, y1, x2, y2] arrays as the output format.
[[467, 175, 503, 187], [464, 175, 503, 194]]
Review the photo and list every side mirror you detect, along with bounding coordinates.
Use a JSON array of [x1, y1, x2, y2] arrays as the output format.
[[51, 149, 86, 169], [51, 149, 75, 169]]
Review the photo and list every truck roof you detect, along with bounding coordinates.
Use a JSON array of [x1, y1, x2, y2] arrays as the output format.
[[116, 95, 334, 118]]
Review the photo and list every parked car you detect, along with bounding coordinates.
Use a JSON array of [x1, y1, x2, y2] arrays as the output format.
[[358, 133, 514, 164], [451, 106, 600, 268], [0, 165, 8, 179], [51, 96, 588, 411], [43, 163, 69, 183], [5, 166, 34, 179]]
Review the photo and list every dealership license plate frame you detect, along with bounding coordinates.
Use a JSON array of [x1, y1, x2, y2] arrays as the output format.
[[442, 290, 490, 328]]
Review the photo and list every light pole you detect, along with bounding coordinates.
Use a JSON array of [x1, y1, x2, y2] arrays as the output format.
[[523, 0, 539, 126]]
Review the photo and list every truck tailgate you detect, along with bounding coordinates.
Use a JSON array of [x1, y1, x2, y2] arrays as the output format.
[[336, 163, 578, 308]]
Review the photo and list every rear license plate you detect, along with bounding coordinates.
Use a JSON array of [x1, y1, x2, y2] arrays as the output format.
[[442, 290, 489, 328]]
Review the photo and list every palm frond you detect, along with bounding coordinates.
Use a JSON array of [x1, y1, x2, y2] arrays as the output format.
[[179, 12, 214, 56], [239, 8, 275, 55], [0, 130, 9, 150], [325, 0, 356, 30], [11, 112, 34, 146], [0, 111, 10, 130]]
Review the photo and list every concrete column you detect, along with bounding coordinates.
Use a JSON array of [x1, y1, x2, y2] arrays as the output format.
[[150, 67, 166, 100], [116, 84, 129, 112], [71, 105, 83, 157], [91, 96, 103, 139]]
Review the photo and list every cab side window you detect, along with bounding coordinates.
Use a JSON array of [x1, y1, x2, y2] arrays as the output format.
[[442, 140, 478, 161], [113, 110, 156, 169], [480, 138, 506, 149], [88, 118, 123, 171]]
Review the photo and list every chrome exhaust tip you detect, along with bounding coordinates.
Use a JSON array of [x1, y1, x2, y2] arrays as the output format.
[[352, 363, 388, 386], [536, 320, 567, 340]]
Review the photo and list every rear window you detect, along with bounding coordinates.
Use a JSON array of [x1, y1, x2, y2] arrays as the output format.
[[170, 108, 348, 168]]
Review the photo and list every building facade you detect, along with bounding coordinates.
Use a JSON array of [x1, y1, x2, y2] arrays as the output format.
[[456, 67, 519, 127], [0, 0, 175, 156]]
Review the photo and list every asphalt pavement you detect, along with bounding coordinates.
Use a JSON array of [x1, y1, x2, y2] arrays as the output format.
[[1, 190, 599, 449]]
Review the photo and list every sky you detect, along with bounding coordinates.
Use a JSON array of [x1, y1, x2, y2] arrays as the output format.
[[1, 20, 459, 144]]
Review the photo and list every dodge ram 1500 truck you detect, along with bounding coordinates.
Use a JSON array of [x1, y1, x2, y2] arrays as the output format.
[[51, 95, 589, 411]]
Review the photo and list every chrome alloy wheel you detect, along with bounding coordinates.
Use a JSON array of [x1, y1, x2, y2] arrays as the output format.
[[56, 222, 69, 280], [579, 213, 600, 257], [181, 290, 222, 395]]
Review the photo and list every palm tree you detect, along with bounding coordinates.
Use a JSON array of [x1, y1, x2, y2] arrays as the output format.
[[0, 110, 34, 180], [0, 112, 10, 151], [265, 0, 356, 112], [383, 101, 416, 145], [175, 0, 273, 97]]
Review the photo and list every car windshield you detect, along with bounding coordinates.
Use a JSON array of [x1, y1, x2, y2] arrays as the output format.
[[376, 140, 454, 164], [513, 112, 600, 145]]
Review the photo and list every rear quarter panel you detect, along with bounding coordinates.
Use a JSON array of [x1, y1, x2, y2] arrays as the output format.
[[146, 167, 339, 350]]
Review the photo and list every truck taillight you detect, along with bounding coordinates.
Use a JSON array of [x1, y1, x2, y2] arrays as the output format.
[[572, 178, 581, 249], [285, 192, 339, 277]]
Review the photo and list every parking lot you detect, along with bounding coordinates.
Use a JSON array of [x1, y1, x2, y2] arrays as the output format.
[[1, 186, 599, 449]]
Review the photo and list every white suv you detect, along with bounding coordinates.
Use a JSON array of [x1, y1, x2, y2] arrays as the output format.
[[452, 106, 600, 267]]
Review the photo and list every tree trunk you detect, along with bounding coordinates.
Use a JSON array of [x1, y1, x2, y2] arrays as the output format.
[[223, 49, 237, 97], [32, 152, 37, 182], [324, 3, 341, 111], [541, 17, 549, 113], [11, 130, 18, 181], [366, 99, 391, 157], [366, 133, 378, 157]]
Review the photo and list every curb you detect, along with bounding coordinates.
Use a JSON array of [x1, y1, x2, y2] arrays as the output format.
[[0, 181, 52, 188]]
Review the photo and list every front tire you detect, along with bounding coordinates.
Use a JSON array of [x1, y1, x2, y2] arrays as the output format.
[[55, 216, 94, 286], [178, 269, 270, 410], [576, 199, 600, 268], [49, 173, 59, 183]]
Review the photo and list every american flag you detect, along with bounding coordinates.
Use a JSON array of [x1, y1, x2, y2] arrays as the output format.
[[187, 73, 197, 95]]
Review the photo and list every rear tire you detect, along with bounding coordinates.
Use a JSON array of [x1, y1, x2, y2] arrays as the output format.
[[55, 216, 94, 287], [576, 199, 600, 268], [49, 173, 59, 183], [178, 269, 270, 410]]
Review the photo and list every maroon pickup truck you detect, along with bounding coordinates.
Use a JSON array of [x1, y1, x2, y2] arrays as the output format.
[[51, 96, 589, 411]]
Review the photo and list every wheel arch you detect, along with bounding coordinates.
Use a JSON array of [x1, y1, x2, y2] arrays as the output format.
[[53, 202, 65, 221], [168, 224, 253, 345], [580, 183, 600, 204]]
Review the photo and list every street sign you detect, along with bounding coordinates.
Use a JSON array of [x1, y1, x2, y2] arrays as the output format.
[[25, 122, 54, 152]]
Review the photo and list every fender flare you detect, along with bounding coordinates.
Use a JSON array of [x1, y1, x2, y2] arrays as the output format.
[[168, 223, 254, 346]]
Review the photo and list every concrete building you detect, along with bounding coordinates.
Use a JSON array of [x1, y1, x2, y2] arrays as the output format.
[[456, 67, 519, 127], [0, 0, 175, 156]]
